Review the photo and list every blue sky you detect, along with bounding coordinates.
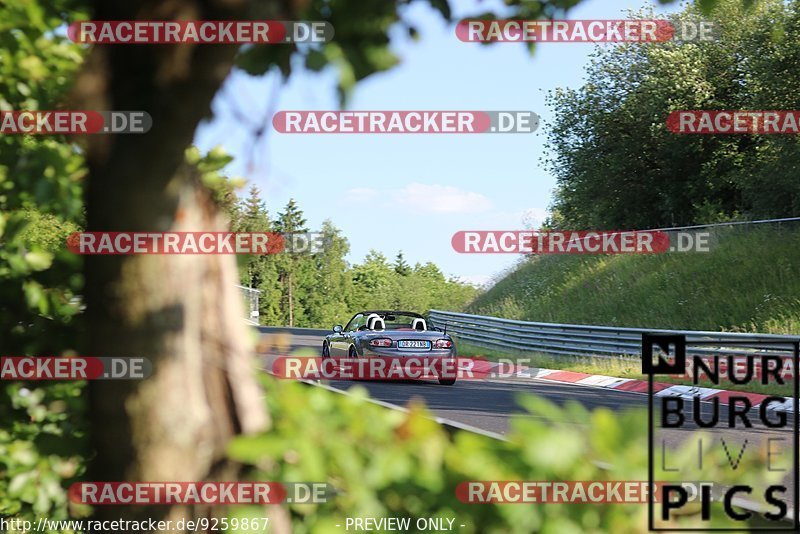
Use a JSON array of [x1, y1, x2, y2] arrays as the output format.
[[194, 0, 679, 287]]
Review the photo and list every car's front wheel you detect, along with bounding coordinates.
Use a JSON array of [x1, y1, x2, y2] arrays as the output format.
[[348, 345, 358, 358], [322, 342, 330, 358]]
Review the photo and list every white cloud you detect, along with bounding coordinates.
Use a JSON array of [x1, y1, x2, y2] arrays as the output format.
[[395, 183, 493, 214], [346, 183, 493, 214]]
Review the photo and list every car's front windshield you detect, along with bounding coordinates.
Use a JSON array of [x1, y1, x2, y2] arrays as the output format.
[[344, 314, 364, 332]]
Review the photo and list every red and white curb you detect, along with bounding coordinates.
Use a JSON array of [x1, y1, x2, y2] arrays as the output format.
[[472, 361, 794, 413]]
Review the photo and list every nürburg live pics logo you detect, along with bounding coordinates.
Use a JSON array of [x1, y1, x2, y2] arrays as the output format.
[[644, 333, 799, 531]]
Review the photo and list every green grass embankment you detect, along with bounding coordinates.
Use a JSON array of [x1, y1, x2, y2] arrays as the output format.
[[460, 226, 800, 395], [468, 226, 800, 334]]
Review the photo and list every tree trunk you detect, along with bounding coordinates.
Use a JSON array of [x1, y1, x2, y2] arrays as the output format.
[[74, 0, 286, 531]]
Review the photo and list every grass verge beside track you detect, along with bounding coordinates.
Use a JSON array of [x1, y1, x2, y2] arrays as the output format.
[[467, 225, 800, 335]]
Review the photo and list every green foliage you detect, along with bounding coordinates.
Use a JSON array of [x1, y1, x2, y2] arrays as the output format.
[[0, 381, 89, 531], [2, 0, 750, 530], [226, 188, 480, 328], [237, 0, 419, 103], [468, 225, 800, 333], [545, 0, 800, 229], [349, 251, 399, 310], [1, 2, 89, 526], [234, 0, 613, 104], [16, 209, 80, 253], [228, 376, 774, 533], [186, 145, 244, 213], [303, 220, 354, 328], [271, 199, 315, 326], [0, 0, 88, 219], [393, 252, 411, 276], [0, 0, 87, 354], [232, 185, 283, 324]]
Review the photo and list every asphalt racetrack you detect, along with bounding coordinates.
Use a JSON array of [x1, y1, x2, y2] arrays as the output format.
[[260, 328, 797, 512]]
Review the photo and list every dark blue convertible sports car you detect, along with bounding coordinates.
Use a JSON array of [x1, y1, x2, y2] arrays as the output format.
[[322, 310, 457, 385]]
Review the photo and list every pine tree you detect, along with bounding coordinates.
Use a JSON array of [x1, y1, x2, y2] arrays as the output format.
[[231, 185, 281, 324], [304, 220, 352, 328], [394, 251, 411, 276], [274, 199, 310, 326], [274, 198, 307, 233], [239, 185, 269, 232]]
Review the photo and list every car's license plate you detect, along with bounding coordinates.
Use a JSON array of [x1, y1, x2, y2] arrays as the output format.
[[397, 340, 431, 349]]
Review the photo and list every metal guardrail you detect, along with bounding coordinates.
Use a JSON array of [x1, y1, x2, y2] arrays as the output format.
[[257, 326, 331, 336], [429, 310, 799, 359]]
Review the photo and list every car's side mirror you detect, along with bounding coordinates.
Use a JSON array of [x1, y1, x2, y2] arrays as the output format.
[[333, 325, 343, 333]]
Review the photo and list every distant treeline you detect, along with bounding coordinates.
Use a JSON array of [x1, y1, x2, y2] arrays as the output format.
[[545, 0, 800, 230], [225, 186, 479, 328]]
